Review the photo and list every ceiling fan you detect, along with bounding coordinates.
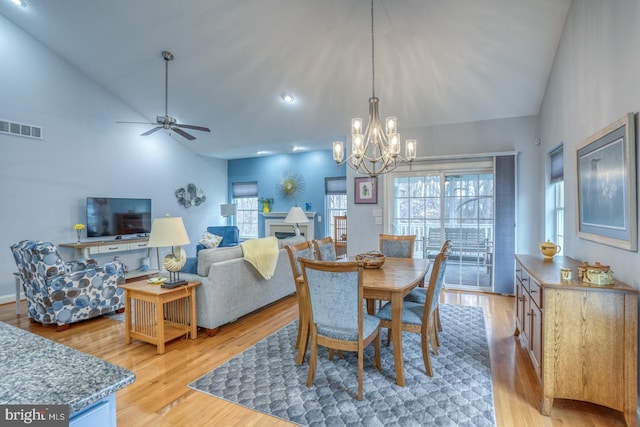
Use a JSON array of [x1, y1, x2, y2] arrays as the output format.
[[118, 50, 210, 141]]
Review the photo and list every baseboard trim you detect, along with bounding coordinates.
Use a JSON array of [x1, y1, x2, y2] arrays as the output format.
[[0, 292, 23, 306]]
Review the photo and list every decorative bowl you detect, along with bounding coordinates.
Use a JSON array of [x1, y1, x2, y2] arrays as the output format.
[[539, 240, 561, 260], [355, 251, 385, 269]]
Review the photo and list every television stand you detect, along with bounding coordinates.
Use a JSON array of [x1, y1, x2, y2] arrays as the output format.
[[59, 238, 158, 280]]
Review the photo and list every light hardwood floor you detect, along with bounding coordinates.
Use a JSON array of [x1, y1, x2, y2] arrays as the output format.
[[0, 291, 629, 426]]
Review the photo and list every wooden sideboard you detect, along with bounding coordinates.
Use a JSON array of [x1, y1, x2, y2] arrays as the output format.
[[514, 254, 638, 427]]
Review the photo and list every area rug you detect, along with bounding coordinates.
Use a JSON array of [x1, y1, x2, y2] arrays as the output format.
[[188, 304, 495, 426]]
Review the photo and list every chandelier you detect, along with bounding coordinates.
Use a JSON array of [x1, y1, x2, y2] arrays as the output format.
[[332, 0, 417, 177]]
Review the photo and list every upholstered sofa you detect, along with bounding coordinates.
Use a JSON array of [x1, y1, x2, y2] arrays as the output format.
[[180, 236, 304, 335], [10, 240, 126, 331]]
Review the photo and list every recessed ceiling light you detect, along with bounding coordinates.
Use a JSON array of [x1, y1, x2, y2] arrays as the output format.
[[11, 0, 27, 7], [281, 93, 294, 103], [256, 150, 270, 155]]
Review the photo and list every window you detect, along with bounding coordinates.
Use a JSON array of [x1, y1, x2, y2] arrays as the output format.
[[550, 145, 564, 254], [385, 155, 518, 293], [325, 177, 347, 237], [232, 181, 258, 239], [391, 172, 494, 290]]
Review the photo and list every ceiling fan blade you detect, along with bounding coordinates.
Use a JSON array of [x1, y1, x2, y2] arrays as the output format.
[[172, 127, 196, 140], [117, 121, 156, 125], [175, 123, 211, 132], [141, 126, 162, 136]]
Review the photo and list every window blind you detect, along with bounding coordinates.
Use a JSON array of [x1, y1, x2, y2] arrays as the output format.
[[232, 181, 258, 198], [549, 145, 563, 183], [325, 176, 347, 195]]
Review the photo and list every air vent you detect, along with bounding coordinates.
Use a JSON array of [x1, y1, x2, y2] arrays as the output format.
[[0, 119, 43, 140]]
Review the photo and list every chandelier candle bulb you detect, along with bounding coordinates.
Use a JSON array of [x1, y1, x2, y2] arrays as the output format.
[[389, 133, 400, 156], [386, 117, 397, 133], [406, 140, 417, 161], [333, 142, 344, 163], [352, 118, 362, 134]]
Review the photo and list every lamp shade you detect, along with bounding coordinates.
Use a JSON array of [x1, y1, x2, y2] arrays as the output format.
[[147, 216, 190, 247], [284, 206, 309, 224], [220, 203, 237, 217]]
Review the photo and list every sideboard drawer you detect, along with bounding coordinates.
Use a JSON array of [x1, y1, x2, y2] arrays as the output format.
[[128, 241, 148, 250], [98, 244, 129, 254], [529, 279, 542, 308]]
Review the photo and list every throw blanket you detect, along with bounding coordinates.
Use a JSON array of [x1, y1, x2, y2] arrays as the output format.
[[241, 236, 279, 280]]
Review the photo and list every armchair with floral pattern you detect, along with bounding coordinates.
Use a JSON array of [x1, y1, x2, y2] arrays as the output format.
[[11, 240, 126, 331]]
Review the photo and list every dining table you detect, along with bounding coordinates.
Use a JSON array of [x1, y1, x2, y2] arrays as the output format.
[[345, 256, 430, 387]]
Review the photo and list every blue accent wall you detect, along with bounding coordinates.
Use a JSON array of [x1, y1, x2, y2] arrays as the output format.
[[228, 150, 345, 239]]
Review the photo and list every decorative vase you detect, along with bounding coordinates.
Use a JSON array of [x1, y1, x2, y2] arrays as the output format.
[[76, 229, 82, 243], [263, 203, 270, 213]]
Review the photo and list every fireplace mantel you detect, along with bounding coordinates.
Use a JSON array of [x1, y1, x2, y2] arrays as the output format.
[[261, 211, 315, 218]]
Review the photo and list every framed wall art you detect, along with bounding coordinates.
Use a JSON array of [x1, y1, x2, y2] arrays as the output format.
[[354, 176, 377, 204], [576, 113, 637, 251]]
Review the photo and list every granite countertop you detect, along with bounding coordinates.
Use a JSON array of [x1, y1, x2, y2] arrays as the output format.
[[0, 322, 135, 414]]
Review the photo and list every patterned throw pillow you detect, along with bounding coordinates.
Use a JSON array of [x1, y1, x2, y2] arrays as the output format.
[[199, 231, 223, 249]]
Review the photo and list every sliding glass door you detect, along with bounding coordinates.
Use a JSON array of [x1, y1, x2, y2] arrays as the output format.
[[391, 170, 494, 290]]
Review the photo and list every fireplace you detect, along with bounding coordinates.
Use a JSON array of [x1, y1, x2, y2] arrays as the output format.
[[263, 212, 315, 241]]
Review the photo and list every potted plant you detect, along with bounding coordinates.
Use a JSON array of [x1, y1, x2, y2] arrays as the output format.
[[258, 197, 274, 213]]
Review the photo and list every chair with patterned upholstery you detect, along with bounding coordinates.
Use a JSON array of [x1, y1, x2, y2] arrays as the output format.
[[312, 236, 337, 261], [379, 234, 416, 258], [10, 240, 126, 331], [285, 240, 315, 364], [376, 249, 450, 376], [299, 258, 381, 400]]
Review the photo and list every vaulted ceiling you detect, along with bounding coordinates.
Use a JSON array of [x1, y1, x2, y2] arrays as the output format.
[[1, 0, 571, 159]]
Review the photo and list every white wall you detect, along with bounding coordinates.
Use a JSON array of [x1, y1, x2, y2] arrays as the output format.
[[539, 0, 640, 288], [0, 15, 227, 302], [347, 115, 543, 258]]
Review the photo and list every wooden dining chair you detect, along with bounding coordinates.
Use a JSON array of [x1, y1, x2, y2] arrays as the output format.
[[405, 239, 452, 341], [379, 234, 416, 258], [299, 258, 381, 400], [376, 233, 418, 311], [285, 241, 314, 364], [376, 249, 450, 376], [312, 236, 337, 261]]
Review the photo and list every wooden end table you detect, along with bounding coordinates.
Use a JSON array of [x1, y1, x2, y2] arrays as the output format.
[[119, 280, 201, 354]]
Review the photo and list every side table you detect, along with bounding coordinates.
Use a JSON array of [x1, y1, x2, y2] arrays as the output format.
[[119, 280, 201, 354]]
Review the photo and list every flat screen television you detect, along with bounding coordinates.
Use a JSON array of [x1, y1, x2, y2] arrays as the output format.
[[86, 197, 152, 238]]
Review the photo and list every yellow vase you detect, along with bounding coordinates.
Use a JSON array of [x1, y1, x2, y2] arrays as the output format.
[[263, 204, 270, 213]]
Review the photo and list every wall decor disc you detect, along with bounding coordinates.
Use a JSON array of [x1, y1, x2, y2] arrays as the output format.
[[176, 183, 206, 208], [278, 171, 305, 201]]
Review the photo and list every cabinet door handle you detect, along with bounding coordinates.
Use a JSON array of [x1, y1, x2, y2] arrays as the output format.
[[519, 296, 526, 302], [530, 289, 537, 293]]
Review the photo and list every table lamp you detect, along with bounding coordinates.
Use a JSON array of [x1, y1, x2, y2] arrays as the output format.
[[147, 215, 190, 288], [220, 203, 237, 225], [284, 206, 309, 237]]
